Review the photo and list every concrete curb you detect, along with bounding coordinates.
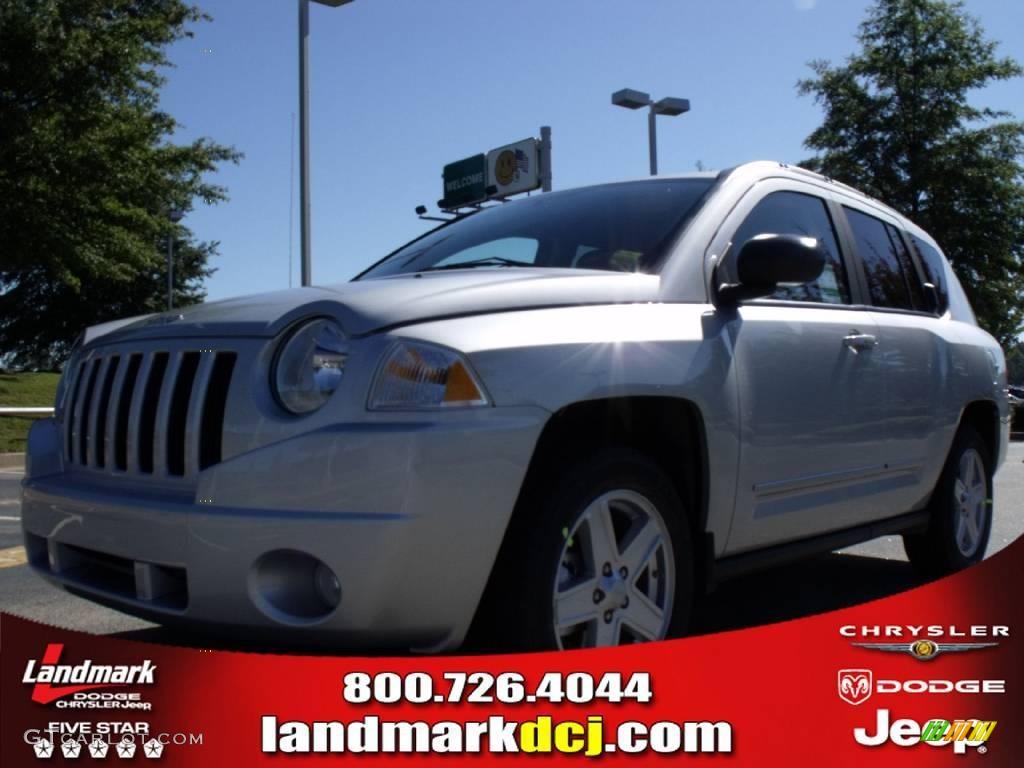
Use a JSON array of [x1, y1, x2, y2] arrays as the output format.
[[0, 453, 25, 469]]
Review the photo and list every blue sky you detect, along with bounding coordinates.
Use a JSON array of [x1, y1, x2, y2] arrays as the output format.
[[160, 0, 1024, 301]]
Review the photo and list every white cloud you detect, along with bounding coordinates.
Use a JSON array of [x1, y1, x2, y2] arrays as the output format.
[[794, 0, 817, 10]]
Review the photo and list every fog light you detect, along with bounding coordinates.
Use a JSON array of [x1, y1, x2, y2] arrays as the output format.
[[250, 550, 342, 624], [315, 562, 342, 608]]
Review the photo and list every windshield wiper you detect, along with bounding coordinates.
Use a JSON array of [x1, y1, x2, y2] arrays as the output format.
[[421, 256, 535, 272]]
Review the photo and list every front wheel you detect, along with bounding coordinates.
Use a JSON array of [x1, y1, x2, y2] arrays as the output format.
[[478, 449, 694, 651], [903, 427, 993, 577]]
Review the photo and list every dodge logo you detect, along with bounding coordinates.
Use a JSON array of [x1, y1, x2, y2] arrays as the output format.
[[838, 669, 873, 705]]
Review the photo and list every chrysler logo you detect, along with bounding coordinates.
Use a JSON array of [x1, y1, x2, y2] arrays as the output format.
[[851, 639, 998, 660]]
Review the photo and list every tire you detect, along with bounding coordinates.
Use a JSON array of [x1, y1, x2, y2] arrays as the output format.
[[475, 447, 694, 652], [903, 426, 993, 577]]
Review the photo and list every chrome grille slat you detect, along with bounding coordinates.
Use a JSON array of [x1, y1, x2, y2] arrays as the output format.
[[63, 344, 236, 483], [184, 352, 216, 477], [125, 354, 155, 475], [114, 354, 143, 471], [137, 352, 170, 474], [86, 357, 113, 468], [104, 356, 130, 471], [74, 360, 100, 466], [64, 361, 86, 463], [152, 352, 183, 478]]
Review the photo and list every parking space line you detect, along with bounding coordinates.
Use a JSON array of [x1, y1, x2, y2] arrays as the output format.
[[0, 546, 27, 568]]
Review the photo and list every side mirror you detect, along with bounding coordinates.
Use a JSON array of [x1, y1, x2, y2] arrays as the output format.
[[716, 234, 826, 306]]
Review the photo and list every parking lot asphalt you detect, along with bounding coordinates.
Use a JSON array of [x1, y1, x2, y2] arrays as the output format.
[[2, 442, 1022, 653]]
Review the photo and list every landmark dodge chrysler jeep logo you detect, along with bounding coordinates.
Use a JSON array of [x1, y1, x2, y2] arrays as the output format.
[[22, 644, 156, 704]]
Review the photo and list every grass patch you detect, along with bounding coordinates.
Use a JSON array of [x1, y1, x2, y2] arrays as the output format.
[[0, 372, 61, 452]]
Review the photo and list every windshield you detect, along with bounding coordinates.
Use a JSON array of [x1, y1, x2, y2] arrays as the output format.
[[356, 178, 716, 279]]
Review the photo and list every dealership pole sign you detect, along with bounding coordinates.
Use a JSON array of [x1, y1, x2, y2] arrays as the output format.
[[441, 154, 488, 208], [440, 133, 547, 210], [486, 138, 540, 199]]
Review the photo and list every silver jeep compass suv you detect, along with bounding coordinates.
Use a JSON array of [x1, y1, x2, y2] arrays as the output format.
[[22, 161, 1010, 652]]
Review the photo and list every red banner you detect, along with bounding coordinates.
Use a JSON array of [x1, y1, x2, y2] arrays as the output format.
[[3, 535, 1021, 766]]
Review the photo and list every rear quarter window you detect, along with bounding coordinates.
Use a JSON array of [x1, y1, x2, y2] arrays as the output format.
[[884, 223, 925, 311], [909, 235, 950, 315]]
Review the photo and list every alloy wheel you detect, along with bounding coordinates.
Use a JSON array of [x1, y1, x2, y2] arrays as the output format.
[[953, 448, 988, 558], [552, 489, 675, 649]]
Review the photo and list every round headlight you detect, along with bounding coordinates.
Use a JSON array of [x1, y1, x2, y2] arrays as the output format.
[[273, 319, 348, 415]]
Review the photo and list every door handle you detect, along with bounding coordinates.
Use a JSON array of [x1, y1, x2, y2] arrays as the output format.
[[843, 331, 878, 352]]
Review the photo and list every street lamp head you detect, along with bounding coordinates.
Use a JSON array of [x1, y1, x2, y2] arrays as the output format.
[[310, 0, 355, 5], [168, 209, 184, 223], [611, 88, 651, 110], [652, 97, 691, 116]]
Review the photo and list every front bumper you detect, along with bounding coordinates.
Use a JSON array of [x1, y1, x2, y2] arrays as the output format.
[[21, 408, 547, 651]]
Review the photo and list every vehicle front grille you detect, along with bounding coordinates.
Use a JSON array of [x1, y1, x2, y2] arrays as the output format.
[[64, 348, 237, 479]]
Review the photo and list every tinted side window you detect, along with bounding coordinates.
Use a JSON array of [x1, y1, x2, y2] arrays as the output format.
[[910, 235, 950, 314], [730, 191, 850, 304], [884, 224, 925, 310], [844, 207, 913, 310]]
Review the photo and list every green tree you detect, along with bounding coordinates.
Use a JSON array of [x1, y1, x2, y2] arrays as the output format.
[[1007, 340, 1024, 385], [0, 0, 240, 369], [798, 0, 1024, 346]]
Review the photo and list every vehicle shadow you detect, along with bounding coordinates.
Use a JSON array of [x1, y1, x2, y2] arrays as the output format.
[[692, 552, 927, 636], [111, 552, 931, 654], [110, 625, 402, 656]]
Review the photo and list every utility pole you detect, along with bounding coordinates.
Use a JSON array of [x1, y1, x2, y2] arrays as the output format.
[[298, 0, 357, 287], [298, 0, 312, 286], [611, 89, 691, 176]]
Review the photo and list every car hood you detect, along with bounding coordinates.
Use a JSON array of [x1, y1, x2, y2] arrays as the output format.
[[92, 269, 662, 344]]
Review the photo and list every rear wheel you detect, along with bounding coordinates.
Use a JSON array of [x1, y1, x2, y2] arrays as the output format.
[[477, 448, 693, 651], [903, 427, 992, 576]]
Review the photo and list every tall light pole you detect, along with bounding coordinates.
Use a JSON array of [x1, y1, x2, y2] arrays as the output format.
[[299, 0, 355, 287], [167, 208, 184, 311], [611, 88, 690, 176]]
